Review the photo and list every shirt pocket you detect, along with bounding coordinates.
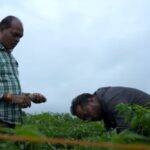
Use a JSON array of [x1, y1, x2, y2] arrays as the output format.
[[0, 60, 18, 75]]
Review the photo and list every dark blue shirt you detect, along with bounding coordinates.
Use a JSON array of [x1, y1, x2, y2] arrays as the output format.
[[95, 86, 150, 132]]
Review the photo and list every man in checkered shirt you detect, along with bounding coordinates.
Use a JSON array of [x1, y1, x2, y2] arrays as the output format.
[[0, 16, 46, 128]]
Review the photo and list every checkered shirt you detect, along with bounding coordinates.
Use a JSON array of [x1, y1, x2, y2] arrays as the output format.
[[0, 43, 22, 125]]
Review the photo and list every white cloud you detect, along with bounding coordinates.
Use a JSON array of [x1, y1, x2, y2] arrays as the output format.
[[1, 0, 150, 113]]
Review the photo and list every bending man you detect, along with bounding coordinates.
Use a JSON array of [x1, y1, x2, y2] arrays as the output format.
[[70, 86, 150, 133]]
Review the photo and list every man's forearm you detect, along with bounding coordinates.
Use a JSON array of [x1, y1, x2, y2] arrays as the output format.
[[0, 93, 13, 103], [2, 93, 13, 103], [2, 93, 31, 108]]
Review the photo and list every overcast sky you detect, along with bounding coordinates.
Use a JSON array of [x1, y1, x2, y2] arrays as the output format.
[[1, 0, 150, 113]]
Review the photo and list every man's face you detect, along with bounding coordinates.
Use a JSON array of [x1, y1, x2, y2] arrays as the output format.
[[0, 19, 23, 52], [76, 96, 101, 121]]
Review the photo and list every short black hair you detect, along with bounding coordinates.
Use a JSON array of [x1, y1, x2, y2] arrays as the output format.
[[0, 16, 20, 31], [70, 93, 93, 116]]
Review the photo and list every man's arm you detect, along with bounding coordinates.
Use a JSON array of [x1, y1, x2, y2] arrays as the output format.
[[109, 100, 130, 133], [0, 92, 46, 108], [23, 93, 46, 103], [2, 93, 31, 108], [114, 112, 130, 133]]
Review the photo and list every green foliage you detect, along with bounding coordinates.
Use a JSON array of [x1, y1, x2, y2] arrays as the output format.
[[111, 130, 150, 144], [0, 104, 149, 149], [23, 113, 105, 139], [116, 103, 150, 136]]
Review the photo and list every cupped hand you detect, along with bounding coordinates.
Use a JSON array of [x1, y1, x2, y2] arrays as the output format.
[[29, 93, 46, 103]]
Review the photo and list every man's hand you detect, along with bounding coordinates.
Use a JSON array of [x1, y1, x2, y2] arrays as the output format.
[[28, 93, 46, 103], [3, 94, 31, 108]]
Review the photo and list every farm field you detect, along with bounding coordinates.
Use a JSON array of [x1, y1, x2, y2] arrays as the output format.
[[0, 104, 149, 150]]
